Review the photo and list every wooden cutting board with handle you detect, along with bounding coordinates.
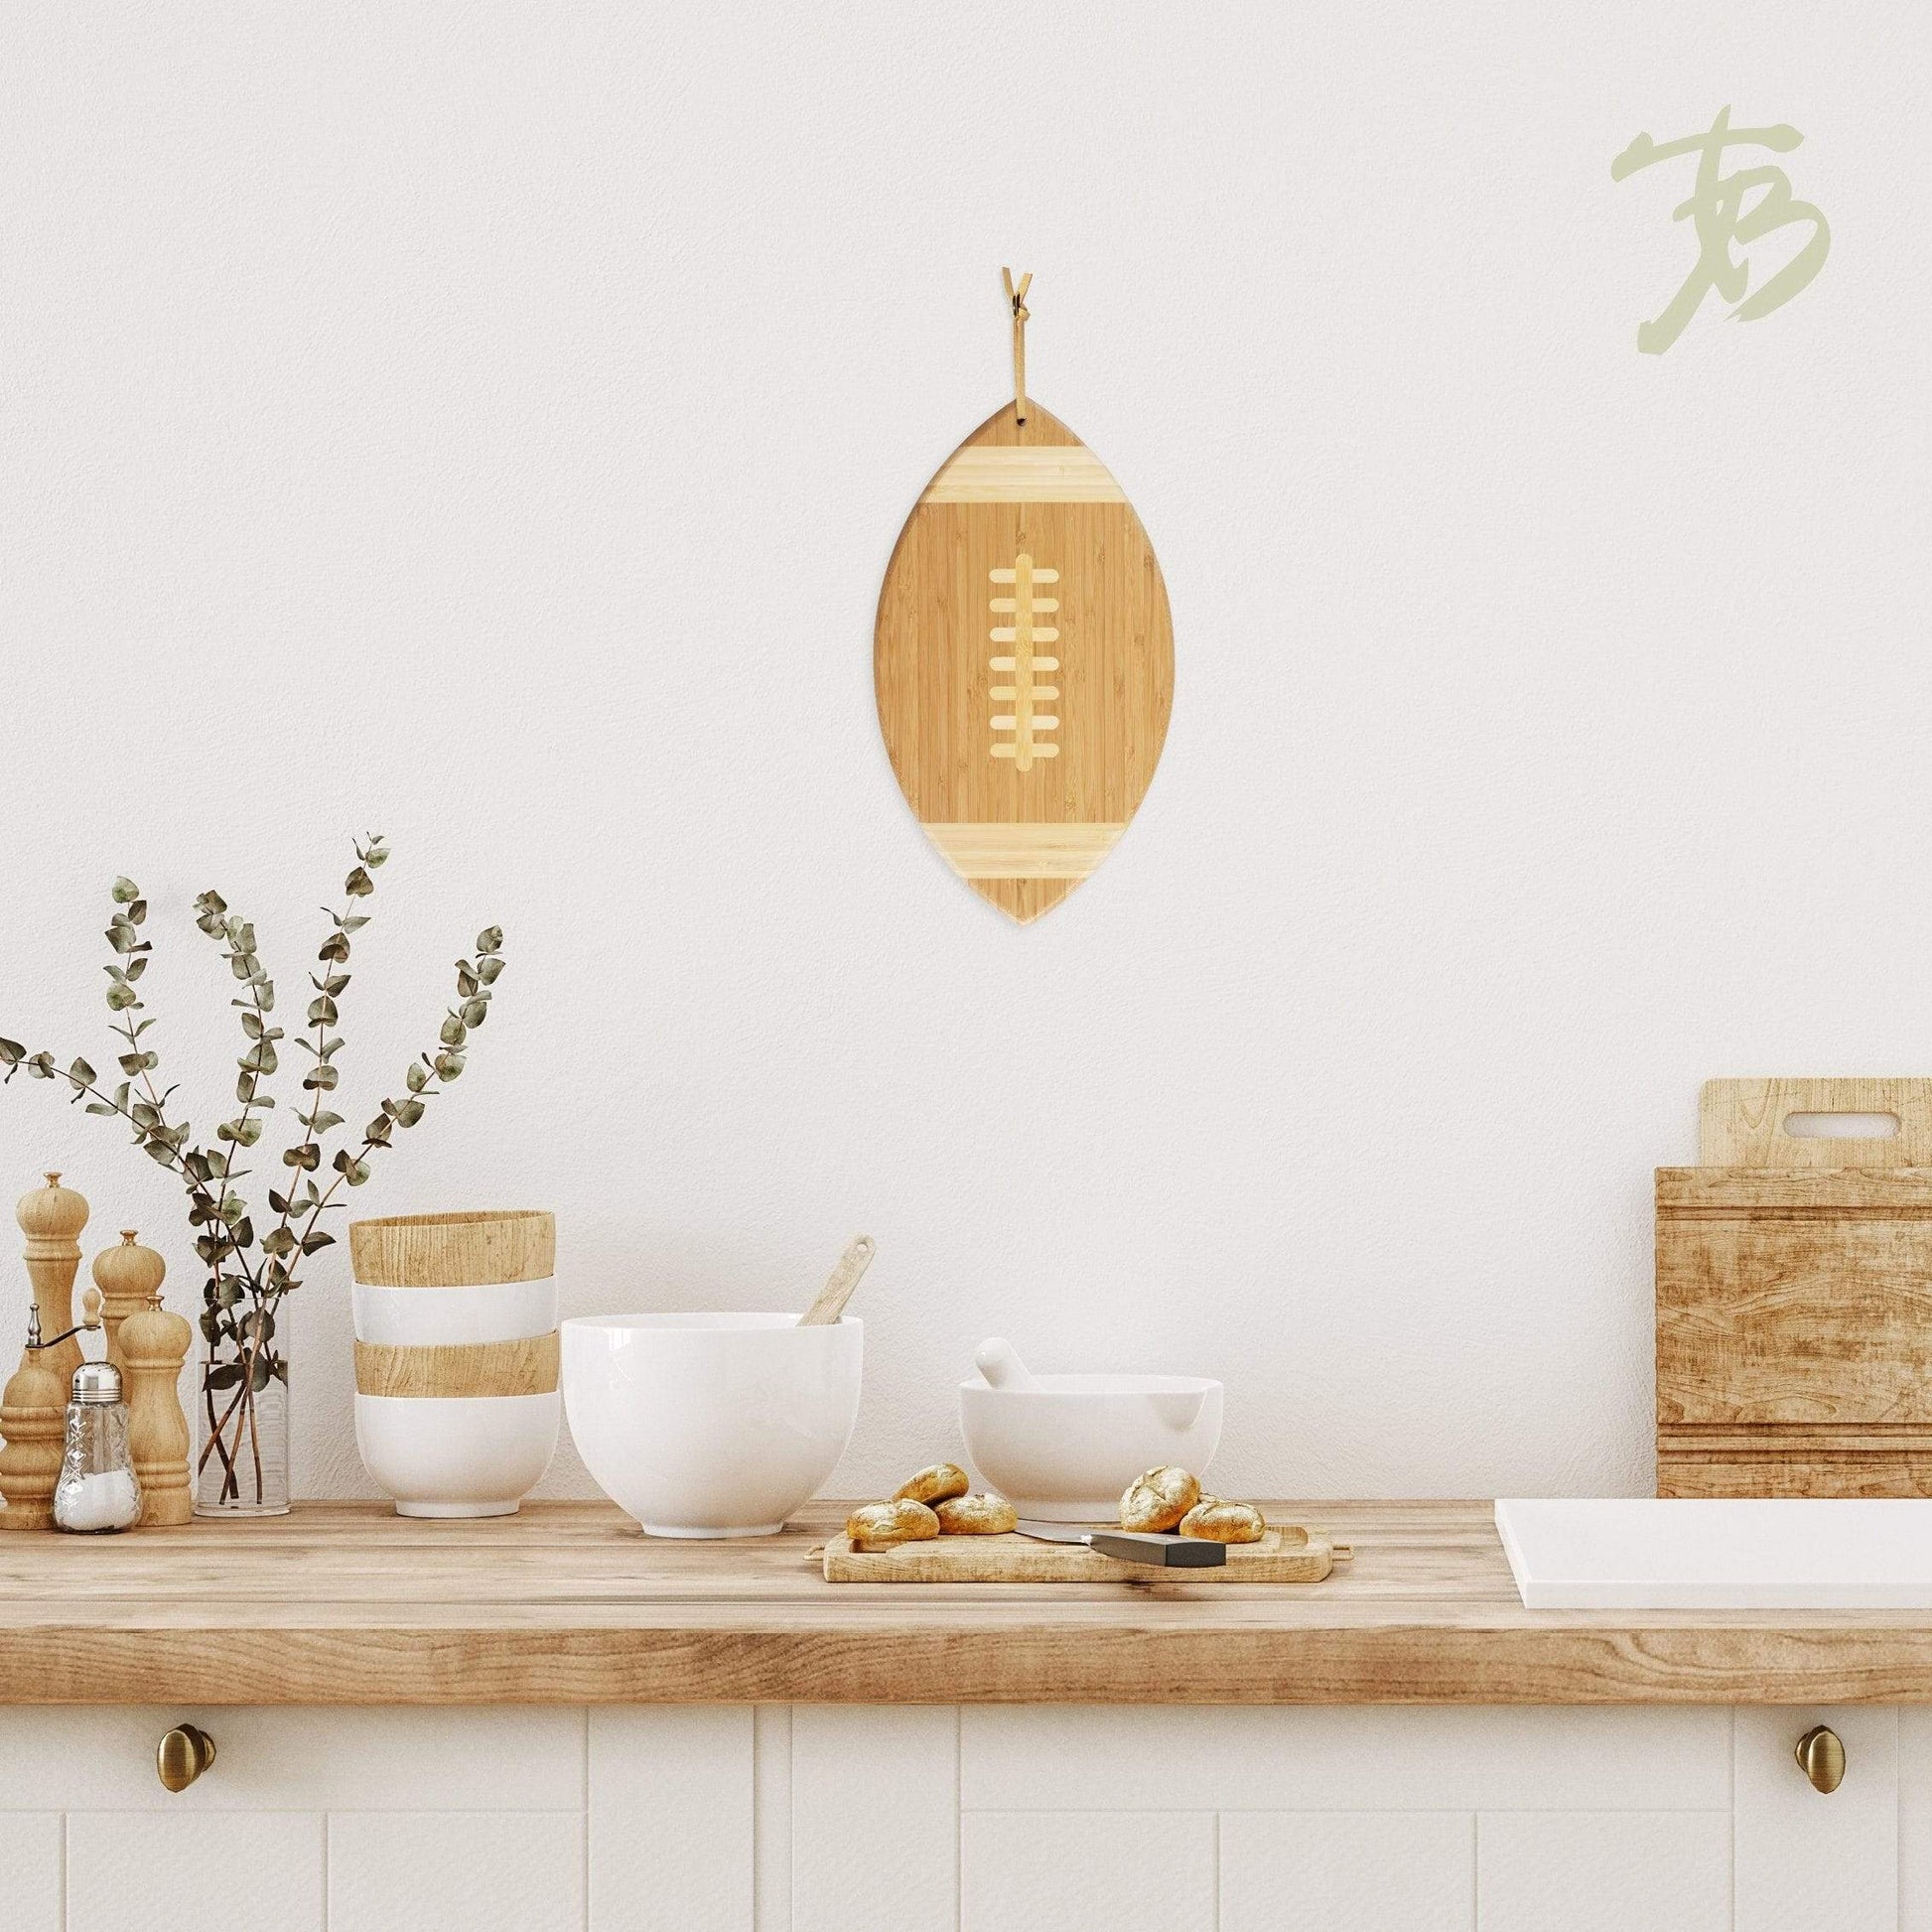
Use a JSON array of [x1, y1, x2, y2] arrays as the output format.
[[823, 1525, 1341, 1584], [1657, 1078, 1932, 1497], [874, 275, 1173, 925]]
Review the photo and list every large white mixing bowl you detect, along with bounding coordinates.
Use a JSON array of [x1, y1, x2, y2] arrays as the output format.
[[562, 1313, 863, 1537]]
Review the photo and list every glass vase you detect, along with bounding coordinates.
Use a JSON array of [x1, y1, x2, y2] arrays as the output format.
[[195, 1312, 290, 1517]]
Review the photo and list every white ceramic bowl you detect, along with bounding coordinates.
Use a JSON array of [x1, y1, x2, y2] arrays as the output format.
[[959, 1373, 1224, 1521], [351, 1277, 558, 1347], [354, 1391, 560, 1518], [562, 1313, 863, 1537]]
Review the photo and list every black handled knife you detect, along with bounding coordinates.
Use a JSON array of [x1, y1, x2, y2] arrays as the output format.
[[1015, 1519, 1227, 1569]]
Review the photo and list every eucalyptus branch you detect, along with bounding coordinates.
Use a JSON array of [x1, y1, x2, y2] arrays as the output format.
[[1, 834, 505, 1509], [283, 924, 506, 1264]]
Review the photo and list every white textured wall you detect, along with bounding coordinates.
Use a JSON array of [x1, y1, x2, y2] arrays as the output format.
[[2, 5, 1928, 1502]]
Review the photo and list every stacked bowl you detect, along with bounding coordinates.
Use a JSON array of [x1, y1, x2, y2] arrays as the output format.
[[347, 1210, 560, 1518]]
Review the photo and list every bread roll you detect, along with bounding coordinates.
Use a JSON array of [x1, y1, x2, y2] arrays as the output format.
[[934, 1493, 1017, 1535], [894, 1462, 970, 1506], [845, 1499, 941, 1550], [1118, 1465, 1200, 1533]]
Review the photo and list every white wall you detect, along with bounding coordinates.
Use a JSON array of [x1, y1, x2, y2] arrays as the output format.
[[1, 4, 1927, 1502]]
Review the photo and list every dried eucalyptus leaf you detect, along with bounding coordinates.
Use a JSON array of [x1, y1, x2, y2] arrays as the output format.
[[433, 1050, 465, 1081], [476, 925, 503, 954], [478, 956, 504, 984], [396, 1097, 425, 1128], [461, 999, 488, 1029], [439, 1015, 467, 1047], [105, 982, 137, 1012], [111, 877, 140, 903], [405, 1063, 429, 1093], [345, 867, 374, 897]]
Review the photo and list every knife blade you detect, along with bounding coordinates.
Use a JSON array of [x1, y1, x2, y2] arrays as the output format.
[[1015, 1520, 1227, 1569]]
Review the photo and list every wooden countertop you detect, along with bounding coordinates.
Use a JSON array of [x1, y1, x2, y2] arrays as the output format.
[[4, 1499, 1932, 1706]]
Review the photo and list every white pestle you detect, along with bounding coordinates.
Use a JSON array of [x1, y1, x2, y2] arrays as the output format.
[[975, 1336, 1037, 1391]]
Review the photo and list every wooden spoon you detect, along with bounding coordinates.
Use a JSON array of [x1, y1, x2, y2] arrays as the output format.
[[798, 1235, 876, 1326]]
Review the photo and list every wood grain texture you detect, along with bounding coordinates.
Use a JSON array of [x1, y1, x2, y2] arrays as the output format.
[[16, 1173, 87, 1393], [348, 1210, 555, 1287], [1658, 1080, 1932, 1497], [353, 1331, 560, 1398], [6, 1500, 1932, 1705], [823, 1525, 1334, 1583], [1701, 1077, 1932, 1169], [875, 401, 1173, 923]]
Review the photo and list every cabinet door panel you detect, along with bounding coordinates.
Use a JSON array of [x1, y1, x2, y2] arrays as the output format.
[[0, 1705, 585, 1811], [1477, 1812, 1729, 1932], [331, 1810, 584, 1932], [963, 1812, 1215, 1932], [67, 1811, 325, 1932], [1735, 1708, 1897, 1932], [962, 1706, 1730, 1812], [1222, 1812, 1473, 1932], [0, 1812, 62, 1932], [590, 1707, 753, 1932], [792, 1707, 956, 1932]]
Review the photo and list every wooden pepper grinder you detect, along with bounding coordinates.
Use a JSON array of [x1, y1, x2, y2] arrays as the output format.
[[117, 1259, 194, 1528], [18, 1173, 88, 1394], [0, 1310, 69, 1531], [95, 1229, 163, 1371]]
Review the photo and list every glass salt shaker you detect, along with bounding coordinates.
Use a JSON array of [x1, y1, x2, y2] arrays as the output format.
[[53, 1360, 143, 1534]]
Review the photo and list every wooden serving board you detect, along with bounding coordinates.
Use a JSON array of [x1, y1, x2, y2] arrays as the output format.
[[1658, 1078, 1932, 1497], [875, 401, 1173, 923], [822, 1526, 1336, 1585]]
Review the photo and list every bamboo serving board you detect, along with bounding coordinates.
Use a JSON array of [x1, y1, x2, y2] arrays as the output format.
[[1658, 1078, 1932, 1497], [875, 400, 1173, 923], [822, 1526, 1337, 1585]]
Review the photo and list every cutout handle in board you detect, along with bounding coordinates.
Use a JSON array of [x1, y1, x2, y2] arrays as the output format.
[[1699, 1078, 1932, 1168]]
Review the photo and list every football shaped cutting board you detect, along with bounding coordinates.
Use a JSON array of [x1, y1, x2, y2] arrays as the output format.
[[875, 401, 1173, 922]]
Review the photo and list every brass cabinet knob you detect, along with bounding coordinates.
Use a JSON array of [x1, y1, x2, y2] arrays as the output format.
[[157, 1724, 216, 1793], [1795, 1725, 1846, 1793]]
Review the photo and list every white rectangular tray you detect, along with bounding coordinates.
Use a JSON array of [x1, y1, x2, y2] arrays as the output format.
[[1495, 1497, 1932, 1609]]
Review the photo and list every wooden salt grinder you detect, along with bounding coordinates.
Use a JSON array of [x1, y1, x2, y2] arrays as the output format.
[[96, 1229, 164, 1371], [18, 1173, 88, 1394], [0, 1311, 68, 1531], [118, 1258, 193, 1528]]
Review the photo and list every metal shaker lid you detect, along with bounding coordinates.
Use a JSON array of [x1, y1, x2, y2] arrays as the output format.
[[70, 1360, 123, 1404]]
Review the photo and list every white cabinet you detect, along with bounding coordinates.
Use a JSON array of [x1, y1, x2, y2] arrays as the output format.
[[0, 1703, 1911, 1930]]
